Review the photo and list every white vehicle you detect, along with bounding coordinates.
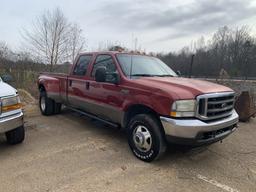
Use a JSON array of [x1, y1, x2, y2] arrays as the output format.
[[0, 77, 24, 144]]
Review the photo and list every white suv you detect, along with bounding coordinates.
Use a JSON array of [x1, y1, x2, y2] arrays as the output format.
[[0, 77, 24, 144]]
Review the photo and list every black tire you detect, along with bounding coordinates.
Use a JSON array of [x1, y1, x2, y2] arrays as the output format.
[[127, 114, 166, 162], [5, 126, 25, 145], [39, 91, 54, 116], [54, 103, 62, 114]]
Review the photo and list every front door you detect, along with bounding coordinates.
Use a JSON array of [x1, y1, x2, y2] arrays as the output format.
[[86, 54, 124, 123]]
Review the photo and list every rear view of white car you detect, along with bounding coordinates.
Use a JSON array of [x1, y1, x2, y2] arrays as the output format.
[[0, 77, 24, 144]]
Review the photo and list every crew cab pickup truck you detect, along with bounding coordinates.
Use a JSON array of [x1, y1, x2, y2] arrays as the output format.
[[38, 51, 238, 162], [0, 77, 25, 144]]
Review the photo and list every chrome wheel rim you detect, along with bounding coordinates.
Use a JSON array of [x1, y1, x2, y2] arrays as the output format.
[[133, 125, 152, 152], [40, 96, 46, 111]]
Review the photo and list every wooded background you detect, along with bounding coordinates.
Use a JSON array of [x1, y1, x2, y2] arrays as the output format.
[[159, 26, 256, 79], [0, 11, 256, 97]]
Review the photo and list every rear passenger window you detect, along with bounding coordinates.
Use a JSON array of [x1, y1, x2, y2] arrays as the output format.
[[73, 55, 92, 76], [92, 55, 117, 77]]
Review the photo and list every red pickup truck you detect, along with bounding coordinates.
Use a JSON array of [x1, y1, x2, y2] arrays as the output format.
[[38, 51, 239, 162]]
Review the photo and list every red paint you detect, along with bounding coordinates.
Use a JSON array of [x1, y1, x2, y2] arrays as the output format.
[[38, 51, 233, 118]]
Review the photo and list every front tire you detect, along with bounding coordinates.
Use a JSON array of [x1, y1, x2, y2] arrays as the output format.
[[5, 126, 25, 145], [127, 114, 166, 162]]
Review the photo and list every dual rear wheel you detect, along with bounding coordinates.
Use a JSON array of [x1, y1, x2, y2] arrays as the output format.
[[39, 91, 61, 115]]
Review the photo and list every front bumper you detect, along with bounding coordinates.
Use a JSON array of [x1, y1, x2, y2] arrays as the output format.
[[160, 110, 239, 146], [0, 112, 24, 133]]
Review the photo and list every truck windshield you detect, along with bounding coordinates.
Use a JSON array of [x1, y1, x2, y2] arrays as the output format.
[[116, 54, 177, 78]]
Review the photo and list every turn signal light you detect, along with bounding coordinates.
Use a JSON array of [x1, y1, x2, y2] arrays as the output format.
[[2, 103, 22, 112]]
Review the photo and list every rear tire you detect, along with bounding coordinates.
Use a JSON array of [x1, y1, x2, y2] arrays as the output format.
[[39, 91, 54, 115], [54, 103, 62, 114], [127, 114, 166, 162], [5, 126, 25, 145]]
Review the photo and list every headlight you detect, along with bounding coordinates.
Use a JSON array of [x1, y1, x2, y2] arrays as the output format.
[[0, 95, 22, 113], [170, 100, 196, 117]]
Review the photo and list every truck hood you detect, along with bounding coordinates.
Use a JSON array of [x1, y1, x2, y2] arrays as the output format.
[[134, 77, 233, 99], [0, 81, 17, 98]]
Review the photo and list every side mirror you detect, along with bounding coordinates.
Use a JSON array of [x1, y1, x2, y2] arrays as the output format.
[[1, 74, 13, 83], [95, 67, 120, 84], [176, 70, 181, 76], [95, 67, 106, 82]]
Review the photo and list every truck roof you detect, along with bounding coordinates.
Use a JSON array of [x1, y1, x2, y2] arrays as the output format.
[[79, 51, 119, 55], [78, 51, 151, 57]]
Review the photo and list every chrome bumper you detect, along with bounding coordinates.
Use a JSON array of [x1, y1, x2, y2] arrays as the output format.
[[0, 112, 24, 133], [160, 110, 238, 145]]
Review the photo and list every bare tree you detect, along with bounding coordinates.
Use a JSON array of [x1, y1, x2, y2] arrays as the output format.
[[22, 8, 85, 70], [212, 26, 232, 76], [0, 41, 9, 59], [229, 26, 251, 75], [67, 23, 86, 63], [160, 25, 256, 78]]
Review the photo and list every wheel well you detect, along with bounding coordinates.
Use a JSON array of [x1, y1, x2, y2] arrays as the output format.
[[123, 104, 159, 128]]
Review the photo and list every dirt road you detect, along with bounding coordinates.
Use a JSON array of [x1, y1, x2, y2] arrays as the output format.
[[0, 105, 255, 192]]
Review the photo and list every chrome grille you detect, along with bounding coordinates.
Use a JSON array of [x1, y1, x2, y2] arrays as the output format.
[[196, 92, 235, 121]]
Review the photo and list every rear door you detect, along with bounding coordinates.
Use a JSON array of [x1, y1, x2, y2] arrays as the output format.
[[67, 54, 93, 111]]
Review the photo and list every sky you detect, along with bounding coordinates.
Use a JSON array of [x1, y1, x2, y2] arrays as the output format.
[[0, 0, 256, 53]]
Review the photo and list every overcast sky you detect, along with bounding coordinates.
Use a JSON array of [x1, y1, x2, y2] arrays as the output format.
[[0, 0, 256, 53]]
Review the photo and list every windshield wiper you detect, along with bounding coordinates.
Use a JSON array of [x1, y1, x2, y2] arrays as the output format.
[[130, 74, 155, 77], [130, 74, 174, 77], [155, 74, 174, 77]]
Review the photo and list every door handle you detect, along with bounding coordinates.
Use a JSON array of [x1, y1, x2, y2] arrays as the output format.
[[86, 82, 90, 90], [69, 80, 72, 87]]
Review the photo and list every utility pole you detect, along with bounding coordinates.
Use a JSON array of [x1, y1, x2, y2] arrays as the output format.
[[189, 54, 195, 78], [244, 41, 251, 80]]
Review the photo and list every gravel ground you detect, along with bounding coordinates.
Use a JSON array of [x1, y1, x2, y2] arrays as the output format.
[[0, 104, 255, 192]]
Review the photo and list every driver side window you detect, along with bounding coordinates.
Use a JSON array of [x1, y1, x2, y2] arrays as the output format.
[[92, 55, 117, 77]]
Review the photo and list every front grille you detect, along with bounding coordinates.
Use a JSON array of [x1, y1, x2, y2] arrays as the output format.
[[197, 92, 235, 121]]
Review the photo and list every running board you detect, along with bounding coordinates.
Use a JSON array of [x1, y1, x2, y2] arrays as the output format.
[[67, 107, 120, 128]]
